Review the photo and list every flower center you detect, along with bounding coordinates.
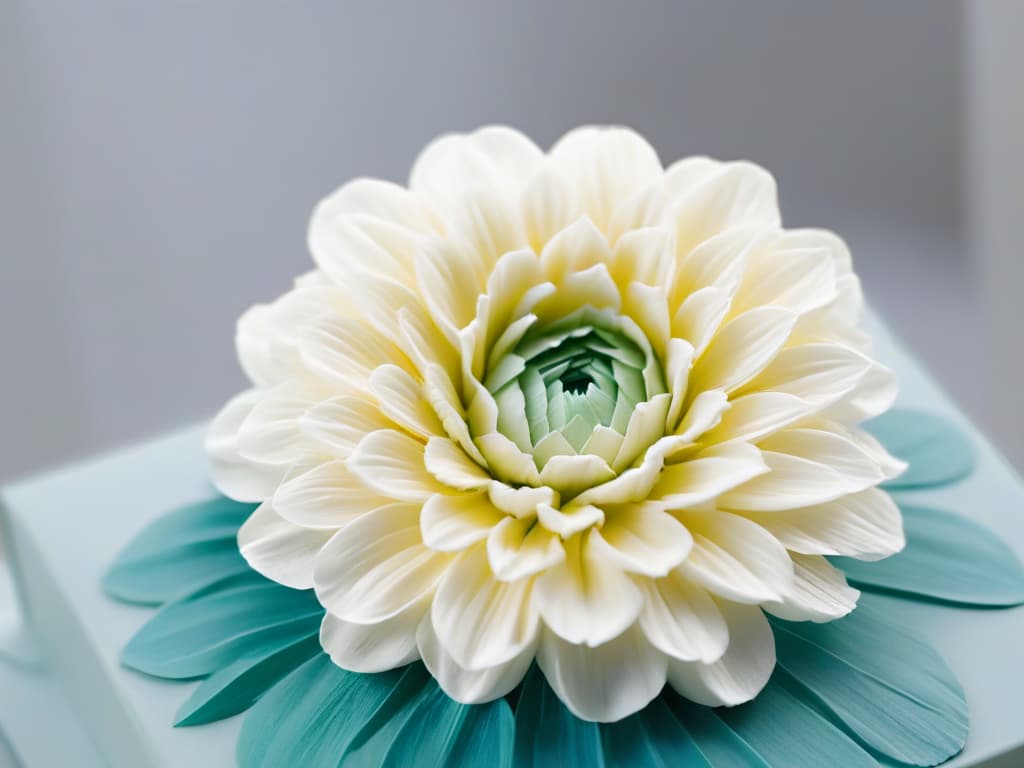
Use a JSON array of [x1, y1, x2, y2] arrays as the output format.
[[483, 305, 667, 479]]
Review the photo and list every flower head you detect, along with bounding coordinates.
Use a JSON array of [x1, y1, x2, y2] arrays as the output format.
[[209, 126, 906, 722]]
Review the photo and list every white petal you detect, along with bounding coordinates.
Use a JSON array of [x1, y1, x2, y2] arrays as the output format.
[[348, 429, 442, 502], [476, 433, 543, 486], [487, 482, 558, 519], [609, 227, 673, 288], [690, 306, 797, 394], [737, 342, 873, 408], [539, 454, 617, 499], [521, 168, 581, 252], [638, 573, 728, 663], [273, 460, 390, 529], [674, 389, 730, 442], [678, 511, 794, 603], [313, 503, 451, 623], [538, 625, 668, 722], [702, 391, 816, 445], [549, 126, 663, 231], [652, 442, 769, 510], [320, 599, 425, 673], [486, 516, 565, 583], [538, 216, 613, 284], [206, 389, 287, 502], [424, 437, 491, 490], [237, 501, 333, 590], [671, 286, 733, 359], [668, 161, 780, 257], [416, 237, 489, 340], [668, 602, 774, 707], [745, 487, 904, 560], [299, 395, 393, 457], [420, 492, 505, 552], [729, 232, 838, 317], [235, 384, 319, 466], [535, 531, 643, 646], [370, 365, 442, 439], [411, 126, 544, 217], [612, 394, 671, 472], [764, 554, 859, 622], [593, 503, 692, 577], [417, 611, 534, 704], [720, 429, 885, 512], [537, 503, 605, 538], [298, 315, 407, 393], [431, 544, 540, 670]]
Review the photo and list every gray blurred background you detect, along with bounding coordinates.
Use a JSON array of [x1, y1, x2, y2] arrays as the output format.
[[1, 0, 1021, 481]]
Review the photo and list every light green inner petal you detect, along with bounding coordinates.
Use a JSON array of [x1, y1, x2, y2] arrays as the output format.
[[483, 305, 667, 473]]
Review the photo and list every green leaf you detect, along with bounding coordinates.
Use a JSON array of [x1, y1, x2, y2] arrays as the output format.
[[835, 504, 1024, 606]]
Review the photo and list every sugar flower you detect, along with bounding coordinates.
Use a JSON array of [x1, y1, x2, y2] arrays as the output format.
[[208, 126, 906, 722]]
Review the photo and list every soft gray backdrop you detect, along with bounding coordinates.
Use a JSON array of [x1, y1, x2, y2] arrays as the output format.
[[2, 1, 1018, 481]]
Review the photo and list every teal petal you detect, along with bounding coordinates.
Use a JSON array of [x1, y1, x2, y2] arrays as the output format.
[[600, 698, 713, 768], [835, 504, 1024, 607], [771, 598, 967, 766], [122, 581, 322, 679], [512, 666, 604, 768], [663, 696, 771, 768], [102, 496, 256, 605], [867, 409, 975, 488], [237, 655, 404, 768], [714, 675, 878, 767], [174, 631, 322, 726]]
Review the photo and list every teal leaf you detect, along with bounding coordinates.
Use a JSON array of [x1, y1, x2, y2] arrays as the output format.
[[835, 504, 1024, 607], [351, 666, 514, 768], [238, 655, 404, 768], [600, 697, 713, 768], [512, 666, 604, 768], [866, 409, 975, 489], [122, 581, 323, 679], [103, 496, 256, 605], [770, 598, 968, 766], [714, 675, 878, 767], [663, 696, 771, 768], [174, 631, 322, 726], [239, 659, 512, 768]]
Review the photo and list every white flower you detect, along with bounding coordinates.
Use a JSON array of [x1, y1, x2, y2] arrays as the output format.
[[208, 126, 906, 722]]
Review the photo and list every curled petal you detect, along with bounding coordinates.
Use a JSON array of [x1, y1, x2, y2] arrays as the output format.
[[420, 492, 505, 553], [319, 599, 425, 673], [238, 501, 333, 590], [487, 516, 565, 582], [348, 429, 443, 502]]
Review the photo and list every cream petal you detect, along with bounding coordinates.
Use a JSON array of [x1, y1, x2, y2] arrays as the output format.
[[397, 305, 460, 380], [487, 482, 558, 519], [299, 395, 393, 457], [763, 554, 859, 622], [313, 503, 452, 623], [537, 503, 605, 538], [593, 503, 693, 577], [667, 602, 774, 707], [370, 365, 442, 440], [538, 625, 668, 722], [206, 389, 287, 501], [736, 342, 873, 408], [416, 237, 489, 342], [609, 227, 673, 288], [424, 364, 487, 466], [431, 544, 540, 670], [690, 306, 798, 394], [701, 391, 816, 445], [612, 393, 672, 472], [623, 282, 670, 360], [669, 162, 781, 257], [638, 572, 729, 663], [298, 315, 409, 393], [237, 501, 333, 590], [674, 389, 730, 442], [539, 454, 617, 499], [670, 228, 757, 306], [476, 432, 543, 486], [320, 598, 425, 673], [721, 428, 886, 512], [670, 285, 732, 358], [521, 168, 581, 253], [420, 492, 505, 552], [678, 511, 794, 603], [549, 126, 663, 232], [417, 611, 534, 704], [573, 435, 687, 507], [348, 429, 442, 502], [664, 338, 696, 431], [821, 360, 899, 423], [423, 437, 491, 490], [411, 126, 544, 218], [652, 442, 769, 510], [535, 531, 643, 646], [744, 487, 905, 560], [731, 236, 838, 317], [487, 516, 566, 581], [235, 384, 319, 466], [273, 460, 390, 529], [538, 216, 613, 284]]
